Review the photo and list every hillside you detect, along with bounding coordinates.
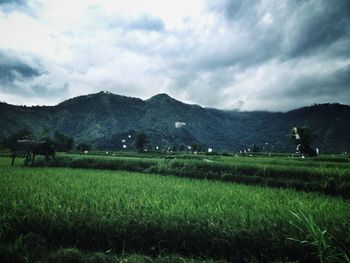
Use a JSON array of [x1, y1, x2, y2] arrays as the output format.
[[0, 91, 349, 152]]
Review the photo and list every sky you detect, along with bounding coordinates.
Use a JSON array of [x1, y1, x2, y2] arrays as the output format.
[[0, 0, 349, 111]]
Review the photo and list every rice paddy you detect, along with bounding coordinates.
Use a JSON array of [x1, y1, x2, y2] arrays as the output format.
[[0, 153, 349, 262]]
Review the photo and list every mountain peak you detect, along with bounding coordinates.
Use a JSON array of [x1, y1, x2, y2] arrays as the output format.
[[146, 93, 181, 104], [57, 91, 144, 106], [148, 93, 173, 100]]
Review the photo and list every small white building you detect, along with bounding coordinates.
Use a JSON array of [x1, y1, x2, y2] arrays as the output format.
[[175, 122, 186, 128]]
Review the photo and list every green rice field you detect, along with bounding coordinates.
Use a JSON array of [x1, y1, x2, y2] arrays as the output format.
[[32, 152, 350, 198], [1, 154, 350, 262]]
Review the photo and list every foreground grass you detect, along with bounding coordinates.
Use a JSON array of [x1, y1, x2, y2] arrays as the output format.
[[1, 158, 350, 262], [1, 243, 225, 263]]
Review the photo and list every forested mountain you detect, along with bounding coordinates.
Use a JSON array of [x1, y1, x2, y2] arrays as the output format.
[[1, 91, 349, 152]]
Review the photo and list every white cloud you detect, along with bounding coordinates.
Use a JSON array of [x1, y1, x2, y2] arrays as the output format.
[[0, 0, 349, 111], [0, 11, 55, 58]]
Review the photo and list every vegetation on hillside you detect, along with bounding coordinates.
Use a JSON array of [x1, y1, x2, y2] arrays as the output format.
[[0, 92, 349, 152]]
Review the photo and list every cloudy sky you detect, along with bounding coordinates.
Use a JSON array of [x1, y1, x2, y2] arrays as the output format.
[[0, 0, 349, 111]]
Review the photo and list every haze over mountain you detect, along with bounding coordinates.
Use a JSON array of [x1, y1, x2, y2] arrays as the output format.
[[1, 91, 349, 153]]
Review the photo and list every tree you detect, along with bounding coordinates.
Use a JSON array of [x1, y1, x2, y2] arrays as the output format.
[[0, 128, 33, 150], [179, 145, 186, 151], [249, 144, 261, 153], [54, 131, 74, 152], [191, 143, 203, 152], [136, 132, 148, 152], [39, 126, 50, 140], [76, 143, 91, 152], [290, 126, 317, 156]]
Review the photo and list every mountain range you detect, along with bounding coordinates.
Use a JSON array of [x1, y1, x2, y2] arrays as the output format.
[[1, 91, 349, 153]]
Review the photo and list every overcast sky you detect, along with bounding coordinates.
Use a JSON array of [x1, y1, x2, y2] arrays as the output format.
[[0, 0, 349, 111]]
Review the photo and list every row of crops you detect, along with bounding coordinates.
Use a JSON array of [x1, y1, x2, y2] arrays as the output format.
[[30, 153, 350, 198], [1, 153, 350, 262]]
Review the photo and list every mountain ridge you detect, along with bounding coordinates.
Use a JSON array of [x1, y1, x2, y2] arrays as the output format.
[[2, 91, 346, 113], [0, 91, 349, 152]]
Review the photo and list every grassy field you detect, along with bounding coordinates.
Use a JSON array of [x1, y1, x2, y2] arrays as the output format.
[[30, 152, 350, 198], [1, 155, 350, 262]]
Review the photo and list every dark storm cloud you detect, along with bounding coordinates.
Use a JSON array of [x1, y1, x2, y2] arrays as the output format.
[[0, 51, 68, 99], [1, 0, 348, 110], [125, 15, 165, 32], [180, 1, 282, 72], [0, 52, 42, 86], [0, 0, 30, 13], [283, 65, 350, 98], [281, 0, 350, 58], [0, 64, 40, 83], [0, 0, 25, 5], [209, 0, 259, 23], [31, 82, 69, 97], [107, 14, 165, 32], [166, 0, 350, 110], [206, 0, 350, 63]]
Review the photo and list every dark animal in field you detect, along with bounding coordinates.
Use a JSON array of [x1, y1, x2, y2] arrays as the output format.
[[11, 140, 55, 166]]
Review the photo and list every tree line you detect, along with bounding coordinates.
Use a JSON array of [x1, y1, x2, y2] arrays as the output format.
[[0, 128, 90, 153], [0, 126, 319, 156]]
